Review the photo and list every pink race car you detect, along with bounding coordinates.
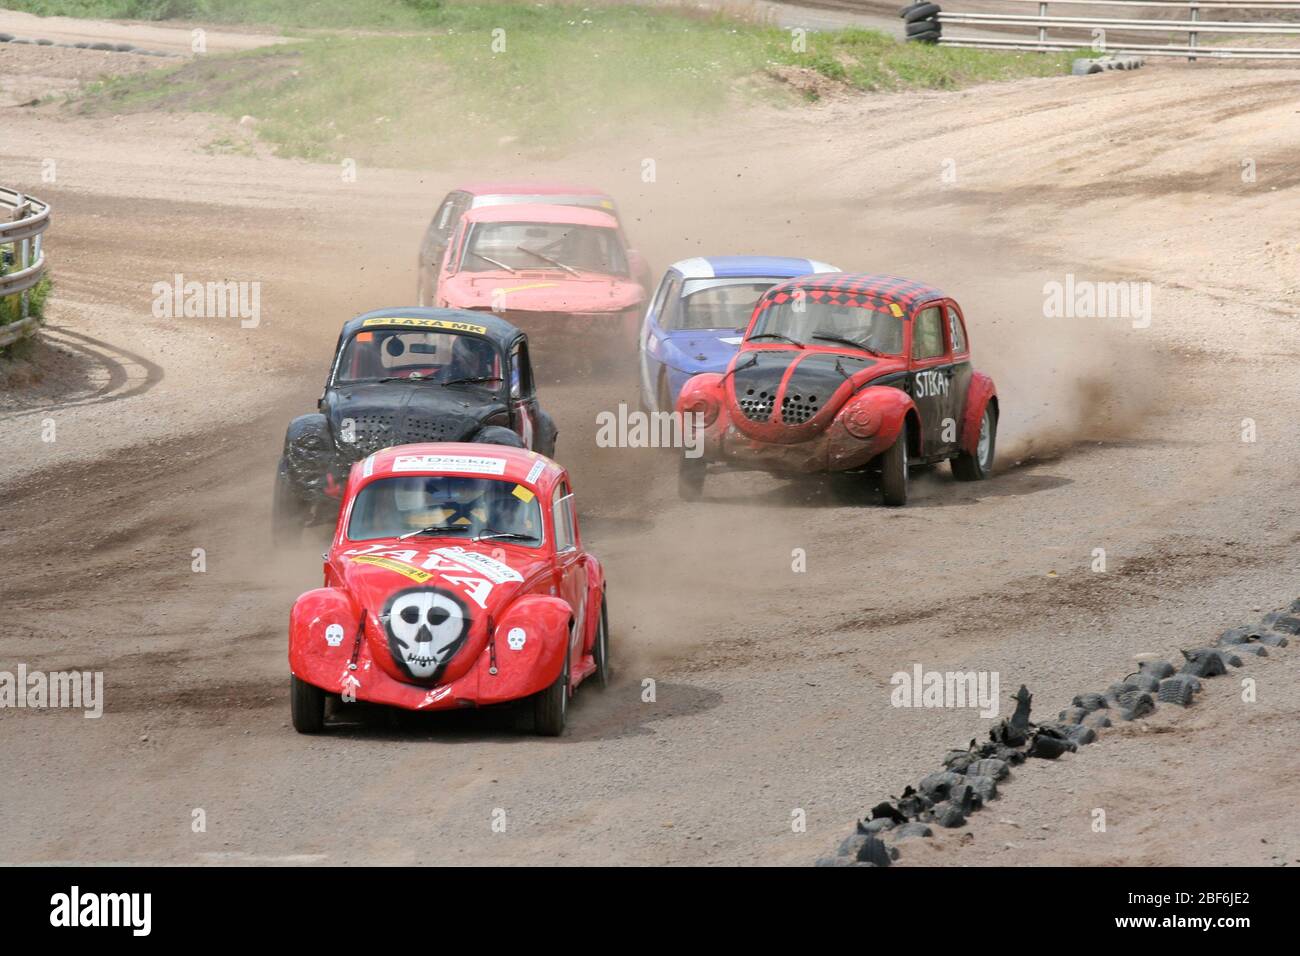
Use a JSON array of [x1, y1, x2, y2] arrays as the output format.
[[433, 202, 648, 353], [288, 443, 609, 736]]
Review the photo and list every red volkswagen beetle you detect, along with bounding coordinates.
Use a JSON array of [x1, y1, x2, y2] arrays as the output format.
[[675, 273, 999, 506], [288, 443, 608, 736]]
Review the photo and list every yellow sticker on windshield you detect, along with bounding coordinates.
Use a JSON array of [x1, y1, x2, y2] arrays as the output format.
[[512, 485, 536, 503], [889, 303, 904, 318], [362, 317, 488, 334], [350, 554, 433, 583]]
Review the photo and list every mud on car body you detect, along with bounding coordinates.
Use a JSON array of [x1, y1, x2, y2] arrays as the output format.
[[432, 202, 648, 360], [273, 308, 558, 542], [638, 255, 840, 414], [675, 273, 999, 506], [288, 443, 608, 736], [417, 181, 652, 306]]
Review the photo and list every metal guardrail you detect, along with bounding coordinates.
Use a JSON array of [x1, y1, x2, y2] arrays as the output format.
[[0, 187, 51, 348], [916, 1, 1300, 60]]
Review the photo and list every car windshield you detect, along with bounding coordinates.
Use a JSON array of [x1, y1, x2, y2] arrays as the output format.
[[749, 299, 905, 355], [459, 221, 628, 276], [334, 329, 502, 386], [348, 475, 544, 545], [671, 279, 781, 331]]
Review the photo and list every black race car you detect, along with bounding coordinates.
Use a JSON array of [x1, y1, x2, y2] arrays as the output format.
[[273, 307, 558, 543]]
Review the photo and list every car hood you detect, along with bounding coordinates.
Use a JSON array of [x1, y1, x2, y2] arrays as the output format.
[[337, 540, 551, 687], [658, 329, 744, 375], [324, 382, 504, 459], [726, 347, 905, 442], [441, 271, 644, 313]]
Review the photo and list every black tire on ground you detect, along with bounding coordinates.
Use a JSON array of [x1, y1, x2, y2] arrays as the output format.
[[879, 424, 909, 507], [473, 425, 526, 448], [535, 411, 559, 458], [951, 405, 997, 481], [533, 644, 570, 736], [902, 2, 942, 21], [593, 597, 611, 689], [272, 458, 304, 547], [290, 675, 326, 733], [657, 372, 673, 415], [906, 19, 940, 36], [907, 28, 942, 43], [678, 455, 705, 500]]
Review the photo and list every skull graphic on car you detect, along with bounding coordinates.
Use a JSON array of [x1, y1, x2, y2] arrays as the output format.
[[383, 588, 470, 683]]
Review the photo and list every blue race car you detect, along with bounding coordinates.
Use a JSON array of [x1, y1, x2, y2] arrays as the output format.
[[638, 256, 840, 412]]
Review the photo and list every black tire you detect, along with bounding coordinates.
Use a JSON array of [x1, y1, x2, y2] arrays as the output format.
[[535, 411, 559, 458], [272, 458, 304, 547], [903, 3, 942, 23], [906, 19, 940, 36], [657, 372, 673, 415], [951, 405, 997, 481], [879, 423, 909, 507], [290, 675, 326, 733], [906, 28, 941, 43], [593, 598, 611, 689], [473, 425, 526, 448], [678, 455, 705, 501], [533, 645, 569, 736]]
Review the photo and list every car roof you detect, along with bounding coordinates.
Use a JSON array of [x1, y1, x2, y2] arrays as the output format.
[[667, 256, 840, 280], [455, 181, 607, 197], [358, 443, 564, 491], [340, 307, 522, 348], [762, 272, 947, 312], [461, 202, 620, 228]]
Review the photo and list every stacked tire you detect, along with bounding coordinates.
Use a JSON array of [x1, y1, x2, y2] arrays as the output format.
[[900, 2, 942, 44]]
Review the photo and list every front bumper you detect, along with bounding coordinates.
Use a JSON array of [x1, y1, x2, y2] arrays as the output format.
[[704, 417, 894, 475]]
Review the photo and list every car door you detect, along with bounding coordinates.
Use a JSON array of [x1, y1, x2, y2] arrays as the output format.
[[907, 302, 956, 457], [421, 190, 472, 304], [508, 338, 540, 448], [944, 302, 973, 447], [641, 271, 681, 410], [550, 480, 588, 671]]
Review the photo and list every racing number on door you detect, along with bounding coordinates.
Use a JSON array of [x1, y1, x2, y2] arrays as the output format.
[[909, 305, 953, 452]]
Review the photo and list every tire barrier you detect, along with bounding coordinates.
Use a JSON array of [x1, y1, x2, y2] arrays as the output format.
[[818, 597, 1299, 865], [0, 33, 179, 57], [899, 2, 943, 44], [1072, 56, 1146, 76]]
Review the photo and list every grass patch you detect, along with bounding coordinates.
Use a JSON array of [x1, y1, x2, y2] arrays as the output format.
[[67, 4, 1080, 166]]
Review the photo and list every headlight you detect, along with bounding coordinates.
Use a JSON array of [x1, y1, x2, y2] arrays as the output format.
[[842, 403, 881, 440]]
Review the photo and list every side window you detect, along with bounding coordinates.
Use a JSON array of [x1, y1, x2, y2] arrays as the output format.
[[510, 341, 534, 400], [648, 274, 678, 328], [912, 306, 947, 360], [658, 276, 684, 330], [947, 306, 967, 354], [552, 482, 576, 551]]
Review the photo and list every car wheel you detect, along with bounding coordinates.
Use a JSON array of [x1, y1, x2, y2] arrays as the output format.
[[879, 423, 909, 507], [473, 425, 525, 448], [272, 458, 303, 547], [657, 372, 673, 415], [678, 455, 705, 501], [951, 405, 997, 481], [533, 644, 569, 737], [290, 675, 326, 734], [593, 598, 611, 689]]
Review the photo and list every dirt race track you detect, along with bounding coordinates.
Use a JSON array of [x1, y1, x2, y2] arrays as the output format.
[[1, 36, 1299, 865]]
